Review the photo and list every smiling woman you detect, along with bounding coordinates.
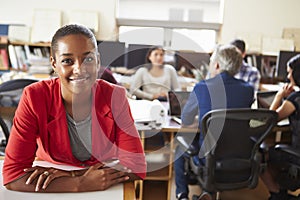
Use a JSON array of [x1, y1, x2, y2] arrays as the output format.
[[2, 24, 146, 193]]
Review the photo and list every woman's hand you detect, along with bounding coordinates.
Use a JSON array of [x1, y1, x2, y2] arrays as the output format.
[[24, 163, 131, 192], [24, 166, 75, 192], [277, 83, 295, 99], [78, 163, 130, 192]]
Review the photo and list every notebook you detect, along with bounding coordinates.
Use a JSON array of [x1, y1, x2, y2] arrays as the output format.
[[256, 90, 289, 126], [167, 91, 191, 124]]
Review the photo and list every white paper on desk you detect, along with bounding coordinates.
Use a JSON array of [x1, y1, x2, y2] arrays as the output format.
[[33, 161, 84, 171], [0, 160, 124, 200], [128, 99, 166, 122]]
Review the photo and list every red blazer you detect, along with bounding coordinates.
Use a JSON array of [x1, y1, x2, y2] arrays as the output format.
[[3, 78, 146, 185]]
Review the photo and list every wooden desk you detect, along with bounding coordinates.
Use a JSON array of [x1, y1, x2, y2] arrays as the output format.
[[136, 115, 200, 200], [0, 106, 16, 118], [0, 157, 135, 200]]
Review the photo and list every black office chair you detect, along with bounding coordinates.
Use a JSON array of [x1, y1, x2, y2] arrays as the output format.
[[0, 78, 38, 155], [268, 129, 300, 195], [176, 108, 278, 200]]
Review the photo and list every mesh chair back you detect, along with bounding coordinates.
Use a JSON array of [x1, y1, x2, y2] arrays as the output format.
[[199, 108, 277, 192], [0, 78, 38, 149], [0, 79, 38, 106]]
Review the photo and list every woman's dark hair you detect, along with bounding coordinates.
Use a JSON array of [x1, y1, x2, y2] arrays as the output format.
[[145, 46, 165, 63], [51, 24, 97, 59], [144, 46, 165, 70], [287, 54, 300, 86]]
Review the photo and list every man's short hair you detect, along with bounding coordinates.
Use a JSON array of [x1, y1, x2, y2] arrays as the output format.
[[210, 44, 243, 76], [230, 39, 246, 54]]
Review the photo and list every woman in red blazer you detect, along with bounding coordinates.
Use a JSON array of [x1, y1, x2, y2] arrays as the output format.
[[3, 24, 146, 192]]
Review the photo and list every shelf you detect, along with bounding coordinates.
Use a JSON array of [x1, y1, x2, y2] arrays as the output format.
[[117, 18, 221, 31], [144, 147, 171, 154], [145, 166, 170, 181], [9, 41, 50, 47]]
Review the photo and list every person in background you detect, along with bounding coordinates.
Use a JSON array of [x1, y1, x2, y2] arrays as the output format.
[[130, 46, 181, 101], [3, 24, 146, 192], [174, 44, 254, 200], [230, 39, 261, 92], [261, 54, 300, 200]]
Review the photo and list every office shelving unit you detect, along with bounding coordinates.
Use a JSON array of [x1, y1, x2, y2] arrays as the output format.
[[137, 129, 175, 200], [3, 41, 51, 75]]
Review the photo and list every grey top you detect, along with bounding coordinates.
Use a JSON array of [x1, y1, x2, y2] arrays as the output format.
[[130, 64, 181, 100], [66, 113, 92, 161]]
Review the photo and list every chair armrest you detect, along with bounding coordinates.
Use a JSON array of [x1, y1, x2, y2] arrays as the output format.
[[176, 135, 199, 156], [275, 144, 300, 158]]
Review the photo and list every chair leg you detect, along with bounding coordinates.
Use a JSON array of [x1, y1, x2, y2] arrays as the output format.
[[216, 192, 221, 200]]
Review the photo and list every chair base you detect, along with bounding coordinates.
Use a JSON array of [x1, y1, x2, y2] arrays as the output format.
[[193, 191, 219, 200]]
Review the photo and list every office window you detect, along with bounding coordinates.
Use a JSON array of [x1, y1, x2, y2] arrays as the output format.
[[171, 29, 216, 52], [119, 26, 216, 52], [118, 26, 164, 46]]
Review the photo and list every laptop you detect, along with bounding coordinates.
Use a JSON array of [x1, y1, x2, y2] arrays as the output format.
[[256, 91, 278, 109], [256, 90, 289, 126], [167, 91, 191, 124]]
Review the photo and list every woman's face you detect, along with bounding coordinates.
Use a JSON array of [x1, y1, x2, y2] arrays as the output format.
[[287, 66, 296, 86], [148, 49, 164, 66], [51, 34, 99, 96]]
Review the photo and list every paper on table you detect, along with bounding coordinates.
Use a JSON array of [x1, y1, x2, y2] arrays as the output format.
[[0, 160, 124, 200], [33, 160, 84, 171]]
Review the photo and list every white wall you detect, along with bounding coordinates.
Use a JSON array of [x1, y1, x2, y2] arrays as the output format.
[[1, 0, 300, 46], [0, 0, 118, 40], [220, 0, 300, 44]]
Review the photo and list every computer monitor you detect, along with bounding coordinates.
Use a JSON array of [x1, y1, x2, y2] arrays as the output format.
[[168, 91, 191, 117], [275, 50, 300, 81], [175, 51, 210, 78], [126, 44, 153, 69], [97, 41, 126, 68]]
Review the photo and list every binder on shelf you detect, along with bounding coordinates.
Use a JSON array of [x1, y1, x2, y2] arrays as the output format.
[[0, 49, 9, 70], [8, 45, 19, 70], [0, 24, 9, 36], [14, 46, 28, 71]]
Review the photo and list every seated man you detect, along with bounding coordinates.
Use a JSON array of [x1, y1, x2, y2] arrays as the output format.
[[174, 44, 254, 200], [230, 39, 261, 92]]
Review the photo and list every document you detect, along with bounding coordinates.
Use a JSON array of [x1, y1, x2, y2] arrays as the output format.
[[0, 160, 123, 200]]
